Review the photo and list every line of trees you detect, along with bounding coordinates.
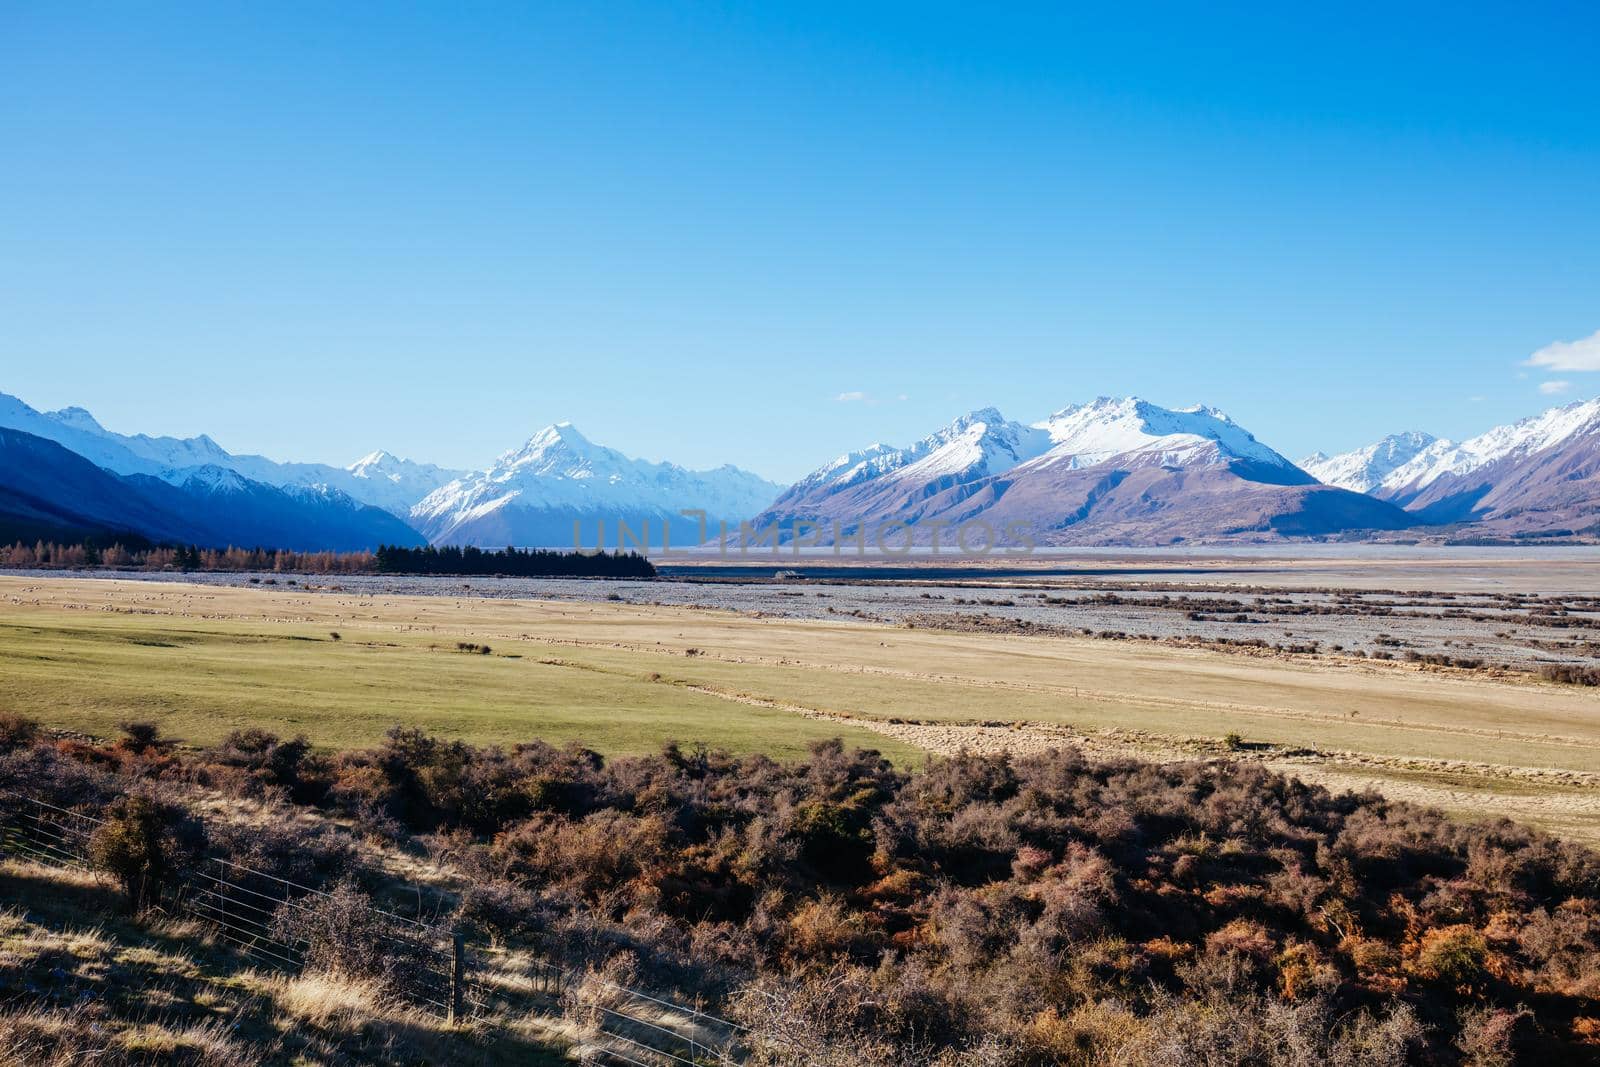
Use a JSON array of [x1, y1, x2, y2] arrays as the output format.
[[1, 539, 656, 579], [373, 544, 655, 578], [1, 540, 376, 574]]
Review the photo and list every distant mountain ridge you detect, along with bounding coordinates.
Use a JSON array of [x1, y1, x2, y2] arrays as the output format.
[[1315, 399, 1600, 535], [411, 422, 784, 548], [1300, 432, 1439, 494], [0, 392, 464, 518], [0, 426, 424, 550], [13, 385, 1600, 551], [754, 397, 1411, 546], [0, 390, 783, 551]]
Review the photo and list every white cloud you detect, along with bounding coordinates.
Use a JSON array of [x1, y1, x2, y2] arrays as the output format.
[[1526, 328, 1600, 372], [1539, 379, 1572, 396], [835, 391, 867, 403]]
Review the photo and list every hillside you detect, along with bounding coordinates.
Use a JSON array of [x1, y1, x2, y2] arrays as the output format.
[[2, 716, 1597, 1064], [0, 427, 424, 552], [755, 399, 1412, 546], [412, 422, 782, 548], [1312, 400, 1600, 537]]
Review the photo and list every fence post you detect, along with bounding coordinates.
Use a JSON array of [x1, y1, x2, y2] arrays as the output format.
[[449, 931, 465, 1025]]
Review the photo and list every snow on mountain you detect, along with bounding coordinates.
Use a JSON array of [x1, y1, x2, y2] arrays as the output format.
[[0, 392, 194, 478], [0, 391, 460, 517], [753, 409, 1051, 537], [174, 465, 255, 494], [1023, 397, 1301, 477], [1300, 431, 1438, 493], [0, 425, 425, 551], [338, 450, 464, 515], [1380, 399, 1600, 500], [411, 422, 783, 547], [752, 397, 1396, 545], [216, 450, 464, 517], [786, 409, 1051, 499]]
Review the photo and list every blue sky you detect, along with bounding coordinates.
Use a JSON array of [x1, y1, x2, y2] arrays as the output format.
[[2, 3, 1598, 481]]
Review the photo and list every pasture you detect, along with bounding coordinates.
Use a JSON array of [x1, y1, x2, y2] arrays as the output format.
[[3, 574, 1598, 841]]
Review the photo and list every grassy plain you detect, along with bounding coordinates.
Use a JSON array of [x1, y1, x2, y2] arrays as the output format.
[[0, 600, 922, 764], [3, 575, 1599, 841]]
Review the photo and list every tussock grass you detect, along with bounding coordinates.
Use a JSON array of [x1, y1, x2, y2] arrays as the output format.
[[0, 859, 571, 1066], [269, 972, 396, 1033]]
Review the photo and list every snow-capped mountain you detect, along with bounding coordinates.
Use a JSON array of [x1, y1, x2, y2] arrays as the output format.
[[1028, 397, 1298, 477], [0, 427, 425, 551], [1300, 431, 1439, 493], [753, 398, 1408, 545], [1333, 398, 1600, 532], [333, 450, 464, 516], [0, 391, 463, 517], [411, 422, 783, 547], [0, 393, 230, 479], [1378, 399, 1600, 503], [764, 408, 1051, 524]]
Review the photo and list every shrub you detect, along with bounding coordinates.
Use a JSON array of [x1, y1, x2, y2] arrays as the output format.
[[1454, 1005, 1528, 1067], [271, 880, 434, 992], [0, 712, 39, 752], [116, 721, 173, 756], [1538, 663, 1600, 686], [1412, 925, 1489, 987], [202, 729, 322, 802], [87, 794, 204, 912]]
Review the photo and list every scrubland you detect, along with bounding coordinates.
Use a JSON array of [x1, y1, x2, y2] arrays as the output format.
[[4, 573, 1600, 1061], [1, 714, 1598, 1064]]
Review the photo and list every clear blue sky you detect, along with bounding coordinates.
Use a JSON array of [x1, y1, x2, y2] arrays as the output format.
[[2, 2, 1597, 481]]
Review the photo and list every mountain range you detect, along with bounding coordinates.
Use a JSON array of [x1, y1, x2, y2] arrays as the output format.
[[7, 387, 1600, 552], [1305, 399, 1600, 537], [0, 426, 425, 551], [410, 423, 782, 548], [0, 391, 781, 552], [753, 399, 1411, 546]]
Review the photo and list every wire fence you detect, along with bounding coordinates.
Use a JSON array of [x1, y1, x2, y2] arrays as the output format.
[[0, 788, 752, 1064], [0, 790, 464, 1019], [585, 984, 747, 1066]]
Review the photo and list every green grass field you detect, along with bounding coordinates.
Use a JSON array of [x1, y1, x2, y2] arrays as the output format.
[[6, 575, 1600, 845], [0, 612, 923, 762]]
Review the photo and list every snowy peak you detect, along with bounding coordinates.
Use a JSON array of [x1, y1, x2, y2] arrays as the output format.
[[47, 406, 106, 433], [176, 464, 253, 495], [411, 424, 783, 546], [785, 397, 1303, 504], [498, 422, 611, 472], [349, 449, 397, 471], [898, 408, 1051, 481], [333, 449, 466, 515], [1383, 398, 1600, 496], [755, 395, 1402, 544], [1301, 431, 1438, 493], [345, 448, 461, 491], [791, 409, 1050, 497], [791, 442, 901, 494], [1026, 396, 1296, 475], [518, 421, 591, 453], [0, 390, 466, 517]]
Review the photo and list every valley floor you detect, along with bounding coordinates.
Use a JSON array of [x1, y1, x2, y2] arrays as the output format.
[[2, 570, 1599, 844]]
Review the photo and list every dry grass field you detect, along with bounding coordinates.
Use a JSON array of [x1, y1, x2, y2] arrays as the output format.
[[3, 574, 1599, 843], [0, 856, 575, 1065]]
